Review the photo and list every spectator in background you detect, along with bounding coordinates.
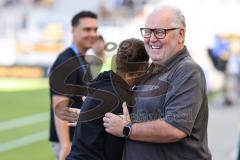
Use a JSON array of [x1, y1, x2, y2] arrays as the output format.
[[86, 35, 111, 79], [49, 11, 98, 160], [87, 35, 105, 62]]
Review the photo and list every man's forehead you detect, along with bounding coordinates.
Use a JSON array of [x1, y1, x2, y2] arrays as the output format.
[[78, 18, 98, 27], [145, 8, 175, 27]]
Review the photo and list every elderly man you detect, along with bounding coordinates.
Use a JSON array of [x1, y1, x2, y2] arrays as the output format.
[[103, 5, 212, 160]]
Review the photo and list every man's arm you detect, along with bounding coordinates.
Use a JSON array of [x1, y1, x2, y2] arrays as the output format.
[[52, 95, 71, 160], [103, 103, 187, 143], [130, 119, 187, 143], [53, 95, 80, 123], [104, 62, 204, 143]]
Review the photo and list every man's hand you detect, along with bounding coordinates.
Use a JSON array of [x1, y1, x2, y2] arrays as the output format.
[[67, 96, 86, 126], [66, 108, 80, 127], [55, 103, 80, 123], [55, 96, 85, 127], [103, 102, 131, 137]]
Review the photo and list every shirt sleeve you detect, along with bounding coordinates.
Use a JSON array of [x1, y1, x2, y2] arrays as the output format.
[[163, 61, 205, 136], [49, 53, 79, 97]]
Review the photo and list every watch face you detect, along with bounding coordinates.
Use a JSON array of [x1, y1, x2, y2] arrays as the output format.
[[123, 126, 131, 137]]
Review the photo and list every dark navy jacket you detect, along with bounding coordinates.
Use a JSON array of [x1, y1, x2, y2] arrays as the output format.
[[67, 71, 129, 160]]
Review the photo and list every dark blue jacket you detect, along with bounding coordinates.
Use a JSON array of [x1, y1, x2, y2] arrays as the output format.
[[67, 71, 128, 160]]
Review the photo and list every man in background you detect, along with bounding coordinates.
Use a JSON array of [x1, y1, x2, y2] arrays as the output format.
[[49, 11, 98, 160]]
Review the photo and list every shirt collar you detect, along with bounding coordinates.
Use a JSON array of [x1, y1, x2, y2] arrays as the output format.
[[71, 43, 78, 54], [149, 46, 189, 74]]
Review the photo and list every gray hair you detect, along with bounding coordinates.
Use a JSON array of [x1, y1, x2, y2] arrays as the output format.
[[171, 7, 186, 29], [154, 5, 186, 29]]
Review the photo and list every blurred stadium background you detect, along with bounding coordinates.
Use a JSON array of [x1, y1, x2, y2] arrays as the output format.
[[0, 0, 240, 160]]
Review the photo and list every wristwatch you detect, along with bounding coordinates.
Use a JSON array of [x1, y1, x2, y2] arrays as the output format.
[[123, 122, 133, 138]]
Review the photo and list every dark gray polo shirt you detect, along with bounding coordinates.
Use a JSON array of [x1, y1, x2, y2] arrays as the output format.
[[124, 46, 212, 160]]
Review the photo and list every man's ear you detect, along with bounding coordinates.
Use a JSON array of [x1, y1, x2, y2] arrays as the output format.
[[178, 28, 185, 43], [72, 27, 75, 34]]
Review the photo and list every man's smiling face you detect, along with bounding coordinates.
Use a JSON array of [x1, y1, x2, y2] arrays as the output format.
[[143, 9, 185, 64]]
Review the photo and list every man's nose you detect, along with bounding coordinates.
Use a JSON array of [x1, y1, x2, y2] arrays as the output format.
[[149, 31, 158, 42]]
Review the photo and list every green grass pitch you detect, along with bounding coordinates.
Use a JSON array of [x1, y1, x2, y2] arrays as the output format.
[[0, 78, 55, 160]]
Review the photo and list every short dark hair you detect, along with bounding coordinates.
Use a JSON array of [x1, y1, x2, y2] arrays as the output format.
[[116, 38, 149, 73], [71, 11, 97, 27]]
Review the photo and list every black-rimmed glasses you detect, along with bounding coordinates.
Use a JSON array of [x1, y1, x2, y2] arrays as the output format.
[[140, 28, 179, 39]]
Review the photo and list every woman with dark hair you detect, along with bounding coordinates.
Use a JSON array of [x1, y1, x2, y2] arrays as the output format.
[[66, 38, 149, 160]]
